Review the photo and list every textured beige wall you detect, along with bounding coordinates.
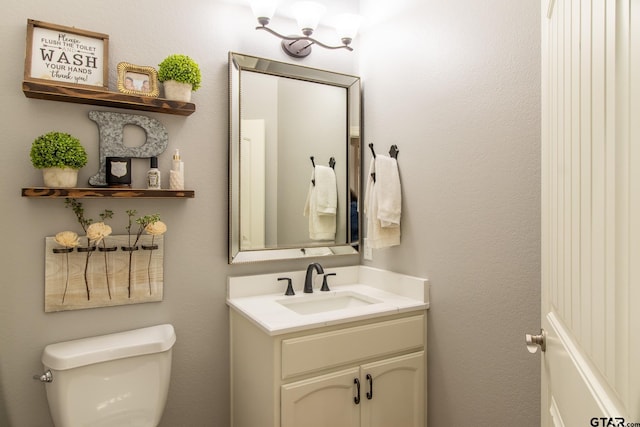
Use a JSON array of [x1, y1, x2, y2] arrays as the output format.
[[359, 0, 541, 425], [0, 0, 539, 426]]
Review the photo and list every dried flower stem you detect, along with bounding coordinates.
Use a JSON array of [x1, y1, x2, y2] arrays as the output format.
[[98, 211, 114, 299], [126, 209, 137, 298], [147, 235, 156, 295], [102, 241, 112, 300], [125, 211, 160, 298], [55, 232, 78, 304], [61, 251, 70, 304], [128, 251, 134, 298], [84, 248, 92, 300], [65, 199, 114, 301]]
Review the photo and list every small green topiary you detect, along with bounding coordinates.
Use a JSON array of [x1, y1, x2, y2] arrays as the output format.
[[30, 131, 88, 169], [157, 54, 202, 91]]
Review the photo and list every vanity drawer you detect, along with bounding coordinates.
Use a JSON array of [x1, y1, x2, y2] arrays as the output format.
[[281, 313, 425, 379]]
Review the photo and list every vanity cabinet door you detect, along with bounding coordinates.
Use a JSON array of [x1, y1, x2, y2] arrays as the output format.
[[281, 367, 361, 427], [360, 351, 425, 427]]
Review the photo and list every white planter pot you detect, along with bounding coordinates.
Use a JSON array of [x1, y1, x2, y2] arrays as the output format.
[[162, 80, 192, 102], [42, 167, 79, 188]]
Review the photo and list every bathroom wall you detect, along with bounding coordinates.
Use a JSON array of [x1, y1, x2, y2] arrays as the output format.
[[0, 1, 540, 426], [0, 1, 358, 426], [359, 0, 541, 425]]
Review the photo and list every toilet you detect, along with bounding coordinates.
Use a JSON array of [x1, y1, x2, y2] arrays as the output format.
[[37, 324, 176, 427]]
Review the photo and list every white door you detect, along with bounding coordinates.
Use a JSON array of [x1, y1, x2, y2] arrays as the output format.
[[240, 119, 266, 249], [538, 0, 640, 425]]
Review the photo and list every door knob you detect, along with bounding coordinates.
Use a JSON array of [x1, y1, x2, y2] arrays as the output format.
[[525, 329, 546, 353]]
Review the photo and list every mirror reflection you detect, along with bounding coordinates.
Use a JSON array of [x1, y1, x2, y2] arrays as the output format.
[[229, 52, 361, 264]]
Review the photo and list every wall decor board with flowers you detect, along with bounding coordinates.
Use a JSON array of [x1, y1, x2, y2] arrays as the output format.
[[45, 234, 163, 312]]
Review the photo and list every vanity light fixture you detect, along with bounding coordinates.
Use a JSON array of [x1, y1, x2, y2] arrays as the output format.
[[250, 0, 361, 58]]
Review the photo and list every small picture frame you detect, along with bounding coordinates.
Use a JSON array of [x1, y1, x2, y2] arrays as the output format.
[[117, 62, 159, 97], [24, 19, 109, 89]]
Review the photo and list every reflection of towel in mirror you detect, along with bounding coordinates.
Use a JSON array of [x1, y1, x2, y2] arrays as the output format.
[[364, 156, 401, 249], [303, 165, 337, 240], [314, 165, 337, 215]]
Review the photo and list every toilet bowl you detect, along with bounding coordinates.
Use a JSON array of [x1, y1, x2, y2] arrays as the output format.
[[37, 324, 176, 427]]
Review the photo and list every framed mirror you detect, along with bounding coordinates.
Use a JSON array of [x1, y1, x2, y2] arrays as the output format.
[[229, 52, 361, 264]]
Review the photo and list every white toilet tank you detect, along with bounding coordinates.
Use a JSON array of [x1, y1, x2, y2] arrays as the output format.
[[41, 324, 176, 427]]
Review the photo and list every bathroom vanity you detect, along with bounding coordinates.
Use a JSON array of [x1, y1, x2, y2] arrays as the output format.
[[227, 266, 429, 427]]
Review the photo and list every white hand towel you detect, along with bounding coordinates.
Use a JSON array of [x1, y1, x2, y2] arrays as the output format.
[[364, 157, 400, 249], [314, 165, 337, 215], [374, 155, 401, 227], [303, 166, 337, 241]]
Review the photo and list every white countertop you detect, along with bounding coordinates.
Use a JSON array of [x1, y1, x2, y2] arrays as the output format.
[[227, 266, 429, 335]]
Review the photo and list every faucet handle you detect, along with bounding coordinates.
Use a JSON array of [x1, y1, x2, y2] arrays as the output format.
[[321, 273, 336, 292], [278, 277, 295, 296]]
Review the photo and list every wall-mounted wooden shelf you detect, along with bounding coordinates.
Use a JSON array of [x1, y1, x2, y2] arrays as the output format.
[[22, 80, 196, 116], [22, 187, 195, 199]]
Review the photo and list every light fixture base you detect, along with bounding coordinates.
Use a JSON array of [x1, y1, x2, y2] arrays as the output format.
[[281, 38, 313, 58]]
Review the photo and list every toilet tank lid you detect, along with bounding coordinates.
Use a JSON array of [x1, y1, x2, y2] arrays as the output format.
[[42, 324, 176, 370]]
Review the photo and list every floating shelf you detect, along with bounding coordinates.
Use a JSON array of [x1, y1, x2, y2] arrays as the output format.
[[22, 80, 196, 116], [22, 187, 195, 199]]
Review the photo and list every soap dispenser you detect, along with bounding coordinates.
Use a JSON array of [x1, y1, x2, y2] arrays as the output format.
[[147, 157, 161, 189], [169, 149, 184, 190]]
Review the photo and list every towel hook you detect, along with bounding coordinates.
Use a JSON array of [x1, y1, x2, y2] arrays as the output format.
[[389, 145, 399, 159], [329, 157, 336, 169], [310, 156, 316, 186], [369, 143, 377, 182]]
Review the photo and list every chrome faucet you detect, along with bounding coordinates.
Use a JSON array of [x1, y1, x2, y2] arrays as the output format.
[[304, 263, 324, 293]]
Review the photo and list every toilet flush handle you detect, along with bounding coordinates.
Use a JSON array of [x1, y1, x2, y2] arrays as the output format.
[[33, 370, 53, 383]]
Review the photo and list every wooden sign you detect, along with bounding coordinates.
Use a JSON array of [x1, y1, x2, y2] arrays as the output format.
[[24, 19, 109, 90]]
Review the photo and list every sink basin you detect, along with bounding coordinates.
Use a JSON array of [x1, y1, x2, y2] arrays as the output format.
[[227, 266, 430, 334], [277, 292, 382, 315]]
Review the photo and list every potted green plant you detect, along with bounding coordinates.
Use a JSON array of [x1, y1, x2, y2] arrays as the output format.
[[30, 131, 88, 188], [157, 54, 202, 102]]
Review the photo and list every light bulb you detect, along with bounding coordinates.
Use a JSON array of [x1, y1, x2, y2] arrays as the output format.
[[250, 0, 278, 26], [334, 13, 361, 45], [292, 1, 326, 36]]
